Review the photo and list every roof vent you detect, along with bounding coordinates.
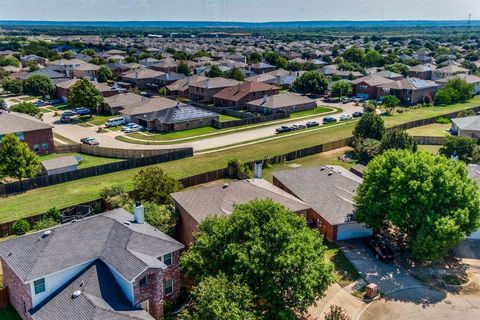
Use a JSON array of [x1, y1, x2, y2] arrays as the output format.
[[320, 167, 326, 171], [327, 172, 333, 176], [42, 230, 52, 238], [124, 221, 131, 225], [72, 290, 82, 298], [222, 183, 229, 189]]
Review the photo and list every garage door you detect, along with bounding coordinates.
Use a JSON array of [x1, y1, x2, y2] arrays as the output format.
[[336, 222, 372, 241]]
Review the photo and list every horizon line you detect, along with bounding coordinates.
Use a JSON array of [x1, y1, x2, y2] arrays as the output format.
[[0, 19, 478, 23]]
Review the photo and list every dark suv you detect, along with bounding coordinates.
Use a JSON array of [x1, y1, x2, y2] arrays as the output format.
[[364, 238, 395, 262]]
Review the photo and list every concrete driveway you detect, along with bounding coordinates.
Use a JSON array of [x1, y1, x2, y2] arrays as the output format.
[[359, 287, 480, 320], [338, 240, 420, 294]]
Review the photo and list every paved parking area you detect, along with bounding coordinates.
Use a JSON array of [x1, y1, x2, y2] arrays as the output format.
[[338, 240, 420, 294]]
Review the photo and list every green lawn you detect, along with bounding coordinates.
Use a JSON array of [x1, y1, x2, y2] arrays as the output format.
[[219, 114, 241, 122], [0, 306, 21, 320], [53, 132, 78, 145], [406, 123, 451, 137], [0, 98, 478, 222], [418, 144, 442, 155], [88, 115, 117, 126], [324, 241, 360, 287], [126, 126, 219, 142], [289, 106, 333, 119], [47, 103, 68, 111], [19, 96, 40, 101], [39, 153, 123, 169]]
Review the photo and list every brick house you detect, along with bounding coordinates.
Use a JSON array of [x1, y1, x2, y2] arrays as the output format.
[[0, 208, 184, 320], [272, 166, 372, 242], [188, 77, 240, 102], [351, 74, 394, 100], [213, 82, 279, 107], [55, 79, 119, 102], [0, 110, 54, 155], [377, 78, 438, 105], [171, 179, 311, 245], [408, 64, 437, 80], [246, 93, 317, 115], [121, 69, 166, 90]]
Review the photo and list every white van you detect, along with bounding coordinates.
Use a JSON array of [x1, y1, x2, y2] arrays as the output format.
[[105, 117, 126, 127]]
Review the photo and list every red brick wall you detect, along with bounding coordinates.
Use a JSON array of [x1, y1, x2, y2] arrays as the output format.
[[175, 203, 199, 246], [23, 128, 54, 155], [353, 83, 378, 99], [1, 258, 33, 320], [132, 251, 181, 319]]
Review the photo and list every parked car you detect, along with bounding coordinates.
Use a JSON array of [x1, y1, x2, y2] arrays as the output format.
[[80, 137, 99, 146], [364, 238, 395, 262], [60, 115, 72, 123], [124, 124, 143, 133], [342, 97, 352, 104], [63, 110, 77, 117], [105, 116, 126, 128], [322, 116, 337, 124], [74, 107, 91, 116], [306, 121, 319, 128], [121, 123, 138, 131], [275, 126, 292, 134], [352, 111, 363, 118], [35, 100, 48, 107], [290, 124, 306, 131], [339, 114, 352, 121]]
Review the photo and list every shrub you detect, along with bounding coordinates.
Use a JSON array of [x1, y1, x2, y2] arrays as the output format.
[[44, 207, 61, 222], [34, 219, 58, 231], [12, 219, 30, 235], [435, 116, 451, 124]]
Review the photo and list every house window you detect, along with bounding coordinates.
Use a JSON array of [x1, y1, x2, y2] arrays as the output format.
[[165, 279, 173, 296], [16, 132, 25, 141], [34, 278, 46, 294], [33, 144, 40, 152], [139, 276, 148, 289], [42, 143, 49, 150], [164, 253, 172, 266]]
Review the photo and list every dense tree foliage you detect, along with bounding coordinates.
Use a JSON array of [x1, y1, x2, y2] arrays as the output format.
[[355, 150, 480, 262], [224, 67, 245, 81], [354, 138, 381, 164], [96, 65, 113, 82], [353, 112, 385, 140], [439, 135, 477, 162], [2, 78, 24, 94], [342, 47, 365, 64], [380, 129, 418, 153], [68, 79, 103, 111], [0, 55, 20, 67], [434, 78, 474, 105], [292, 71, 329, 94], [23, 74, 54, 97], [382, 95, 401, 114], [384, 63, 410, 76], [331, 80, 353, 97], [181, 199, 333, 318], [9, 102, 41, 116], [0, 134, 40, 181], [177, 60, 192, 76], [206, 65, 223, 78], [132, 167, 180, 205]]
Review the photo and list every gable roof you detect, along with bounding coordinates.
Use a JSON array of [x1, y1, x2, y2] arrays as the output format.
[[30, 260, 154, 320], [246, 93, 315, 109], [121, 69, 165, 80], [0, 111, 52, 134], [351, 74, 394, 86], [41, 156, 80, 171], [0, 209, 184, 283], [380, 78, 438, 90], [104, 92, 145, 109], [452, 115, 480, 131], [188, 77, 240, 89], [212, 82, 278, 102], [272, 166, 362, 225], [171, 179, 310, 223]]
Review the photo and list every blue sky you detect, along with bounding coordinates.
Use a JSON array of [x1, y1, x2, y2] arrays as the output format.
[[0, 0, 479, 22]]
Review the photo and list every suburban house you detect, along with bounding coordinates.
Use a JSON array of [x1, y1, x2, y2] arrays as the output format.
[[435, 74, 480, 95], [373, 70, 404, 80], [245, 73, 277, 83], [272, 165, 373, 241], [0, 207, 184, 320], [246, 93, 317, 115], [40, 155, 81, 175], [118, 97, 219, 132], [55, 79, 119, 102], [451, 115, 480, 138], [0, 110, 54, 155], [188, 77, 241, 102], [213, 82, 279, 107], [408, 64, 437, 80], [121, 69, 166, 90], [351, 74, 394, 100], [171, 179, 311, 245], [377, 78, 438, 105], [20, 55, 46, 67], [48, 59, 100, 80], [165, 75, 208, 96], [248, 62, 276, 74], [432, 65, 469, 81], [103, 92, 146, 114]]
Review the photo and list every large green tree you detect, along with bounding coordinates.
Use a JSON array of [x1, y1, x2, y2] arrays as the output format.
[[132, 167, 180, 205], [355, 150, 480, 262], [177, 60, 192, 76], [181, 199, 333, 318], [0, 56, 20, 67], [353, 112, 385, 140], [96, 65, 113, 83], [380, 129, 418, 153], [0, 134, 40, 181], [68, 79, 103, 111], [179, 275, 257, 320], [382, 95, 401, 115], [292, 71, 329, 95], [342, 47, 365, 64], [206, 65, 223, 78], [439, 135, 477, 163], [384, 63, 409, 77], [224, 67, 245, 81], [2, 78, 24, 94], [24, 74, 54, 98], [9, 102, 41, 116], [331, 80, 353, 98]]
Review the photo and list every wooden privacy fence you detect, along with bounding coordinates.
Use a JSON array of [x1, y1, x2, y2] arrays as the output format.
[[0, 148, 193, 197], [212, 113, 289, 129], [54, 144, 188, 159], [414, 136, 446, 145]]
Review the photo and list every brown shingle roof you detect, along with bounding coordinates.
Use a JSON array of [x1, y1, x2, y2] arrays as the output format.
[[212, 81, 278, 102]]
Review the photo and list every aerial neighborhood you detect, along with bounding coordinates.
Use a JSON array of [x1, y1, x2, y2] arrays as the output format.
[[2, 6, 480, 320]]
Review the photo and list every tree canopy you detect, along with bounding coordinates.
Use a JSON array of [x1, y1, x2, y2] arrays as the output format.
[[292, 71, 329, 95], [355, 150, 480, 262], [180, 199, 333, 318], [9, 102, 41, 117], [434, 78, 474, 105], [380, 129, 418, 153], [2, 78, 24, 94], [96, 65, 113, 82], [0, 134, 40, 181], [206, 65, 223, 78], [67, 79, 103, 111], [177, 60, 192, 76], [439, 135, 477, 162], [132, 167, 180, 205], [224, 67, 245, 81], [24, 74, 55, 97], [353, 112, 385, 140], [331, 80, 353, 98]]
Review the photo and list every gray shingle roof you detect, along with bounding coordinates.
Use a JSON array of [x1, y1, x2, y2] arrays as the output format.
[[0, 209, 184, 283], [272, 166, 362, 225], [451, 115, 480, 131], [171, 179, 310, 223], [0, 111, 52, 134], [30, 260, 154, 320], [41, 156, 80, 171]]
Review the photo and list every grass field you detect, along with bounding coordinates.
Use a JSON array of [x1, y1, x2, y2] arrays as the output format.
[[219, 114, 240, 122], [406, 123, 451, 136], [0, 306, 21, 320], [0, 98, 478, 222], [39, 153, 122, 169], [289, 106, 332, 119], [46, 103, 68, 111], [324, 241, 360, 287], [418, 144, 442, 154], [53, 132, 77, 145]]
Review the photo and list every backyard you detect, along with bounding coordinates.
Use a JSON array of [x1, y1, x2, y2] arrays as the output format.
[[39, 153, 123, 169], [0, 97, 478, 222], [406, 123, 451, 136]]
